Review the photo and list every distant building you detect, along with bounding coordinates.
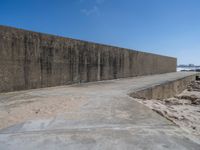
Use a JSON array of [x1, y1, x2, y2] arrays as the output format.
[[177, 64, 200, 72], [188, 64, 195, 67]]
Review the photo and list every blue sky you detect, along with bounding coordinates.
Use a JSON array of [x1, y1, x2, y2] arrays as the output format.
[[0, 0, 200, 65]]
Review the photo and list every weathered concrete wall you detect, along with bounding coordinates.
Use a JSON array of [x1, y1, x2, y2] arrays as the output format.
[[0, 25, 177, 93]]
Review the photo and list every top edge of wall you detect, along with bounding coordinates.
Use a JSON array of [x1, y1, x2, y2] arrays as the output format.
[[0, 24, 176, 60]]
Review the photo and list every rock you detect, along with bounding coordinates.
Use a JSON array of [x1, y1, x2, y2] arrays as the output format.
[[191, 99, 200, 105], [177, 95, 198, 101]]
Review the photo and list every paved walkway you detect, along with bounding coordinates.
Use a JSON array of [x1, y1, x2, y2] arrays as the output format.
[[0, 72, 199, 150]]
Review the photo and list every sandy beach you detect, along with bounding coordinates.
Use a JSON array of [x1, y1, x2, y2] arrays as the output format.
[[134, 81, 200, 136], [0, 92, 89, 129]]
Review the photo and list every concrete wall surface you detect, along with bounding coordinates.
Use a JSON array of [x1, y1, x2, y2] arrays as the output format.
[[0, 25, 177, 93], [130, 74, 197, 100]]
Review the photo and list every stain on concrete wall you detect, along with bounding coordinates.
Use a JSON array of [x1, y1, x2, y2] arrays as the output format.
[[0, 25, 177, 93]]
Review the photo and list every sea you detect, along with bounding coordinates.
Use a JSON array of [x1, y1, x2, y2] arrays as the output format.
[[177, 67, 200, 72]]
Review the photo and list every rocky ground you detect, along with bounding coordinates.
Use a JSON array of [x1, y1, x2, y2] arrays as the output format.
[[135, 81, 200, 136]]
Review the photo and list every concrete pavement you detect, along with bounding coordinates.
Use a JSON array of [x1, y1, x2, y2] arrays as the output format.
[[0, 72, 199, 150]]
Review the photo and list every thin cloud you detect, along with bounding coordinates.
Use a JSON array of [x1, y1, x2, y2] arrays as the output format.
[[80, 0, 106, 16], [79, 0, 85, 3], [96, 0, 105, 4], [81, 6, 100, 16]]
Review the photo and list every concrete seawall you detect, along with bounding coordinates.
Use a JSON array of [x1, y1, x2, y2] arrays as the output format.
[[0, 25, 177, 93]]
